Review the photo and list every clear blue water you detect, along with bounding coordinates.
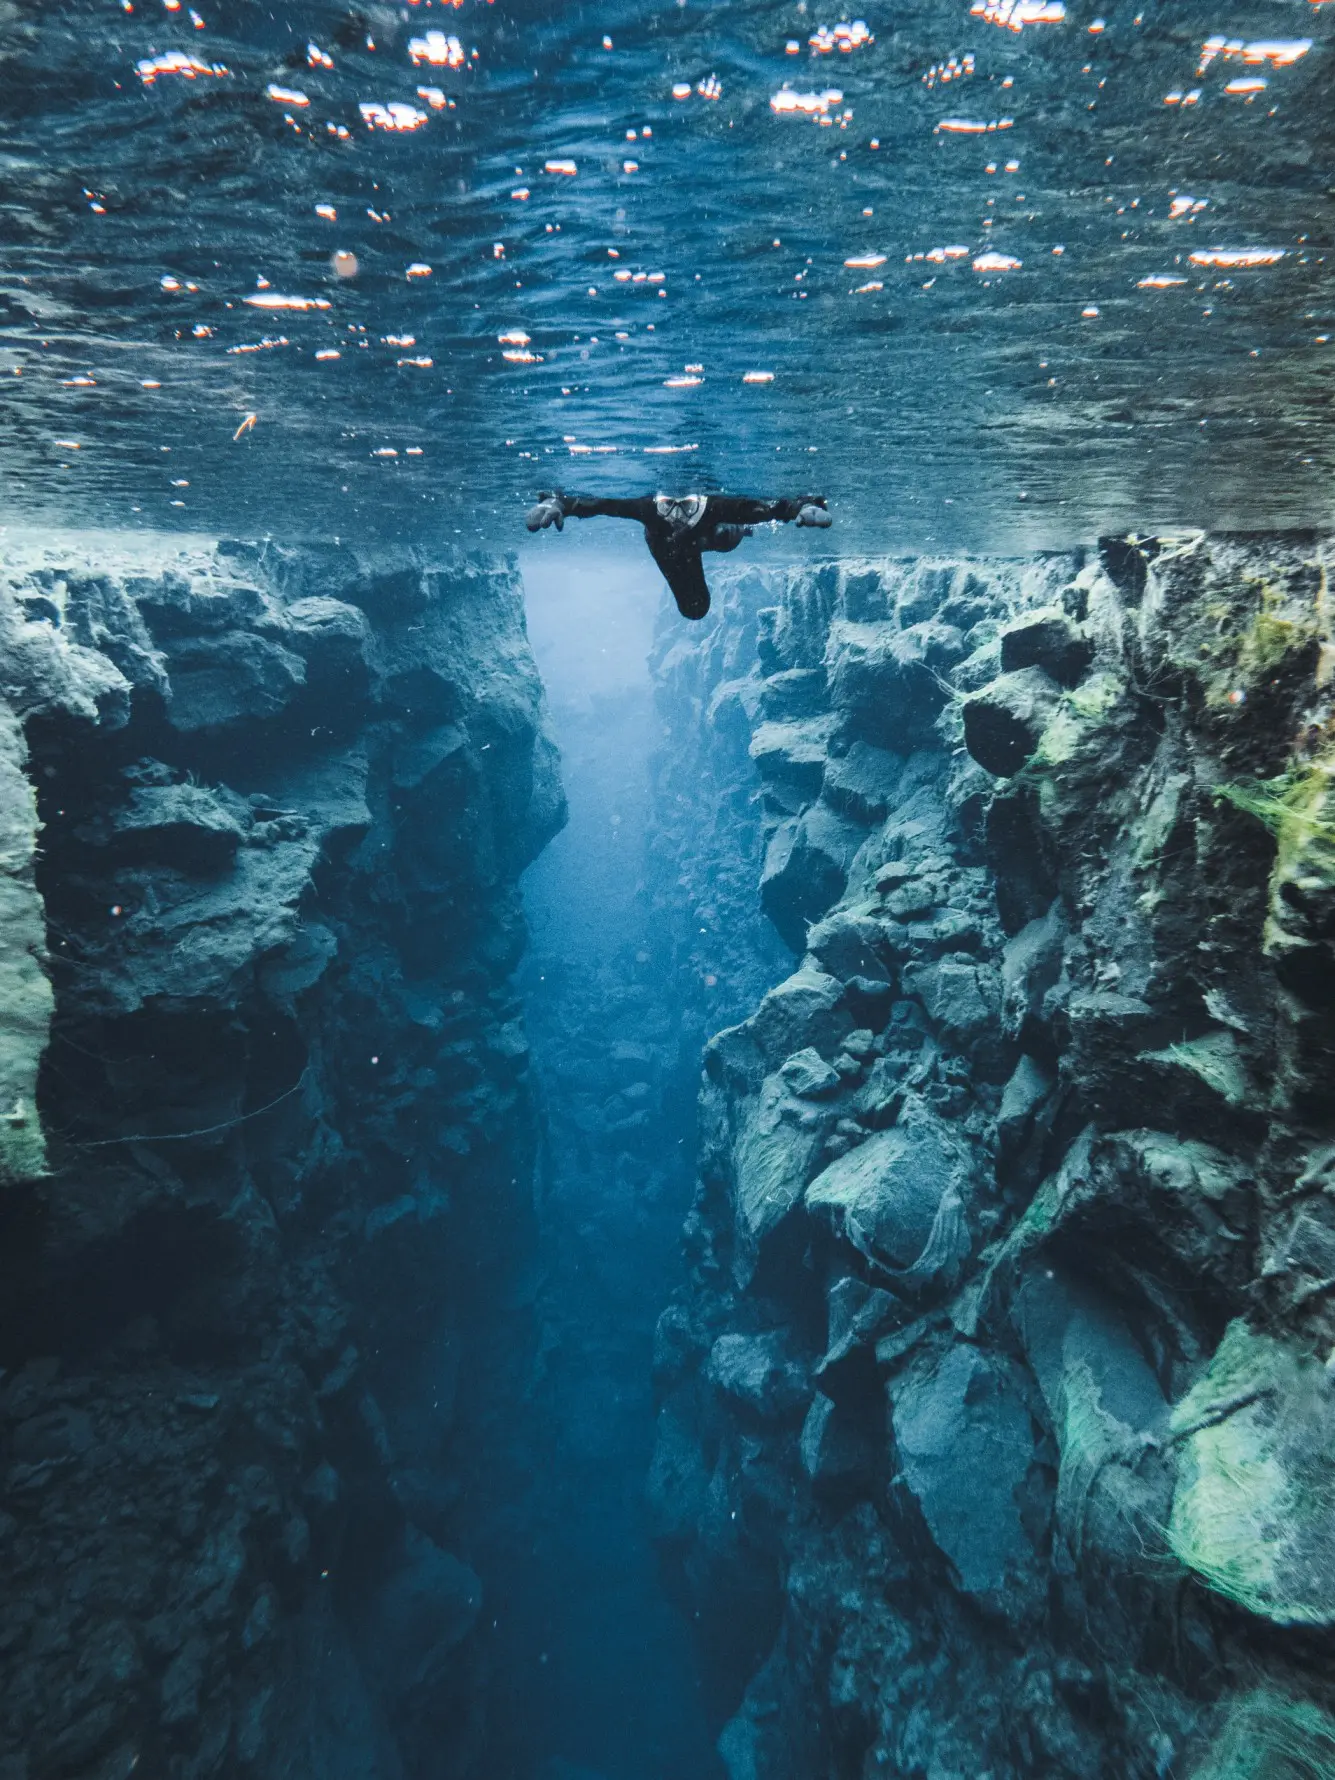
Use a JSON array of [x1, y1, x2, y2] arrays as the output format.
[[1, 0, 1330, 547]]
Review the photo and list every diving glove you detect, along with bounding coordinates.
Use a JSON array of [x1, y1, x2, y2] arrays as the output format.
[[796, 502, 832, 528], [525, 493, 565, 532]]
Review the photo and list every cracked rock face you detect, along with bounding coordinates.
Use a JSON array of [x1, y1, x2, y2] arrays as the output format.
[[650, 533, 1335, 1779], [0, 534, 564, 1780]]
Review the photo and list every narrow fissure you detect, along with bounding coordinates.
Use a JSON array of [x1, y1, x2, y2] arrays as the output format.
[[464, 553, 724, 1780]]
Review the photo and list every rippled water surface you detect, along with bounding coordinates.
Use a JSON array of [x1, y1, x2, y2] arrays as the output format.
[[1, 0, 1330, 547]]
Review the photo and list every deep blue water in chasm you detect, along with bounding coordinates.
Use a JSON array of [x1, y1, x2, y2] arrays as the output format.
[[458, 551, 723, 1780]]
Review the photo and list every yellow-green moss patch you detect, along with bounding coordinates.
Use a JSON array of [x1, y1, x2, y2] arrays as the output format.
[[0, 705, 51, 1182]]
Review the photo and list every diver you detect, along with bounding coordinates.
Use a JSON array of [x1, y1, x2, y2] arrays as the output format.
[[524, 490, 832, 620]]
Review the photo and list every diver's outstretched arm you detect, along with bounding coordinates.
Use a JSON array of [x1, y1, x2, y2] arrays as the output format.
[[561, 494, 657, 522], [707, 495, 831, 527], [526, 491, 656, 531]]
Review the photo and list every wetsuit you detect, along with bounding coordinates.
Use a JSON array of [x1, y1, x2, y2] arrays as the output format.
[[525, 491, 831, 620]]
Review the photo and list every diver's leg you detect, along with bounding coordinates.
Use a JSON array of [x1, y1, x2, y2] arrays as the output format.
[[647, 534, 711, 620]]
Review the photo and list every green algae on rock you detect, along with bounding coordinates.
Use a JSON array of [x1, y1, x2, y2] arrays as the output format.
[[0, 704, 51, 1182], [1169, 1320, 1335, 1625], [1190, 1690, 1335, 1780]]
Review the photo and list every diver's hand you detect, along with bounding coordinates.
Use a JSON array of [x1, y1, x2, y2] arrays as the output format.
[[796, 502, 832, 528], [525, 494, 565, 532]]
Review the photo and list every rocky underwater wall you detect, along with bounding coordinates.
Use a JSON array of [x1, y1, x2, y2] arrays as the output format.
[[648, 533, 1335, 1780], [0, 535, 564, 1780]]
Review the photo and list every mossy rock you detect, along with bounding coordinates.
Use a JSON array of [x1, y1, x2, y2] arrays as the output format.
[[1169, 1321, 1335, 1624], [1191, 1689, 1335, 1780], [1215, 759, 1335, 1002], [1178, 568, 1322, 713], [1139, 1031, 1255, 1109], [0, 707, 50, 1183]]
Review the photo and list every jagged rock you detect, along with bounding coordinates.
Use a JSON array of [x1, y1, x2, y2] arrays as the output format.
[[761, 802, 864, 950], [360, 1528, 482, 1710], [962, 667, 1063, 778], [826, 618, 966, 749], [112, 782, 247, 873], [649, 538, 1335, 1780], [0, 540, 563, 1779], [708, 1332, 809, 1419], [283, 597, 374, 704], [779, 1048, 842, 1098], [805, 1095, 973, 1287], [259, 923, 339, 1002], [985, 785, 1058, 934], [901, 955, 1003, 1052], [890, 1343, 1047, 1621], [748, 967, 851, 1064], [999, 609, 1093, 688], [1139, 1029, 1254, 1110], [997, 1053, 1054, 1157], [732, 1071, 828, 1279], [758, 668, 827, 721], [1013, 1265, 1171, 1577], [822, 742, 904, 824], [647, 1406, 711, 1542], [161, 630, 308, 732], [818, 1276, 900, 1378], [804, 907, 893, 981], [1000, 905, 1066, 1038], [844, 974, 895, 1024], [749, 717, 837, 797], [800, 1392, 873, 1491], [851, 1055, 908, 1128]]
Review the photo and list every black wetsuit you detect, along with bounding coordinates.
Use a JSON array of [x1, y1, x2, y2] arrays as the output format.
[[528, 492, 828, 619]]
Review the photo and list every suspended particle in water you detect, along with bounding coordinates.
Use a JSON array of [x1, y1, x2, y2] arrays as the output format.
[[330, 249, 359, 278]]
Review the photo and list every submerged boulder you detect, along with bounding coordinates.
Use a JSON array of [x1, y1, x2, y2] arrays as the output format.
[[114, 782, 247, 873], [761, 803, 864, 951], [1169, 1320, 1335, 1625], [161, 630, 308, 732], [826, 618, 966, 749], [800, 1391, 873, 1492], [748, 967, 851, 1064], [779, 1047, 842, 1099], [999, 608, 1093, 688], [729, 1068, 830, 1284], [360, 1528, 482, 1715], [1014, 1265, 1171, 1580], [822, 742, 905, 825], [804, 1094, 972, 1289], [707, 1332, 809, 1420], [1188, 1690, 1335, 1780], [962, 667, 1062, 778], [890, 1343, 1047, 1621], [749, 717, 836, 799]]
